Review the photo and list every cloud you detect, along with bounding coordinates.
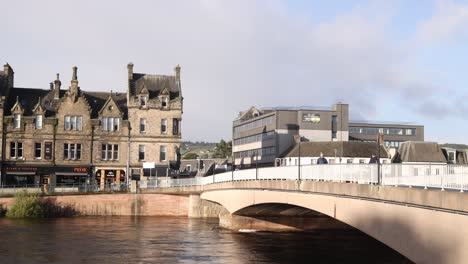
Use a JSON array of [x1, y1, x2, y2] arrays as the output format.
[[1, 0, 468, 142], [414, 0, 468, 44]]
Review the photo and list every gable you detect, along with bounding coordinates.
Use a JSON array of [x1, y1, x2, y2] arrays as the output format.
[[99, 96, 123, 117]]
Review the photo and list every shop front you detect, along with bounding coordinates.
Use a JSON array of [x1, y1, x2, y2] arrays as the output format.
[[1, 165, 90, 187], [95, 168, 126, 189], [3, 166, 38, 186], [54, 166, 90, 186]]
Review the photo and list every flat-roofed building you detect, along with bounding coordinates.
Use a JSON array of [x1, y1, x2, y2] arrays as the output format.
[[232, 104, 349, 168], [349, 121, 424, 149], [233, 104, 425, 169]]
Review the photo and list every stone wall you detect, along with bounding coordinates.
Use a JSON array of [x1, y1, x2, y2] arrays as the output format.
[[0, 193, 189, 216]]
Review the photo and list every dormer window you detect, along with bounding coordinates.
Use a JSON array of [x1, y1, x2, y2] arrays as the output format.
[[101, 117, 120, 132], [140, 96, 148, 107], [35, 115, 43, 129], [13, 114, 21, 129], [161, 97, 168, 108]]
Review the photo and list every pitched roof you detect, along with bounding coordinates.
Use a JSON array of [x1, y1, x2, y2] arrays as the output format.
[[284, 141, 389, 158], [440, 143, 468, 150], [394, 142, 446, 163], [6, 88, 52, 116], [5, 87, 128, 119], [83, 91, 128, 119], [130, 73, 180, 99]]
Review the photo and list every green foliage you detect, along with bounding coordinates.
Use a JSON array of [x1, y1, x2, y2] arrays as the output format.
[[183, 152, 199, 159], [212, 140, 232, 158], [6, 191, 44, 218]]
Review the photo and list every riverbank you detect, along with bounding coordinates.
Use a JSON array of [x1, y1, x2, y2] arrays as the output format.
[[0, 193, 223, 217]]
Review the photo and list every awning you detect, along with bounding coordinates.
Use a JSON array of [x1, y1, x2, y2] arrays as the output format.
[[5, 171, 36, 175], [55, 172, 88, 176]]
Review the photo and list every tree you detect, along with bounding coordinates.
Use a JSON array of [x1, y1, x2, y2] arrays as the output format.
[[183, 152, 199, 160], [212, 140, 232, 158]]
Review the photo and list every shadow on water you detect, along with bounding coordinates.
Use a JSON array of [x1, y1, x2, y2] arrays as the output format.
[[230, 202, 461, 263]]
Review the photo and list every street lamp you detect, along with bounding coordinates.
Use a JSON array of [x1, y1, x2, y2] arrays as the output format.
[[298, 139, 301, 180]]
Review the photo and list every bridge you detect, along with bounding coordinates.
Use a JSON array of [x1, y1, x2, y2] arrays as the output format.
[[142, 164, 468, 264]]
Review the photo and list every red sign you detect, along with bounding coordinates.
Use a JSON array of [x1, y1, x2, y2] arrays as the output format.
[[73, 167, 88, 173]]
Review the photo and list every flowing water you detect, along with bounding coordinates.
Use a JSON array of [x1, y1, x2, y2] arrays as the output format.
[[0, 216, 411, 263]]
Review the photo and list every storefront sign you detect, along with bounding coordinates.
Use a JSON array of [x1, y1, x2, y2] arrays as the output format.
[[303, 113, 320, 123], [73, 167, 88, 173], [4, 166, 38, 172]]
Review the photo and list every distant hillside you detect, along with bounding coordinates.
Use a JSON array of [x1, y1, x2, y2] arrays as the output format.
[[181, 141, 217, 159]]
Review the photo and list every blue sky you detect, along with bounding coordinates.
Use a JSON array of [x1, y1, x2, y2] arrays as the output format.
[[1, 0, 468, 143]]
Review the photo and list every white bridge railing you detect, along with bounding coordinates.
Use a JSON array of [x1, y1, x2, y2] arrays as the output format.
[[142, 164, 468, 192]]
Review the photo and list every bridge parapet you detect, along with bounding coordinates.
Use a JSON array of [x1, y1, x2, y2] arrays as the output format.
[[142, 163, 468, 192], [142, 180, 468, 213]]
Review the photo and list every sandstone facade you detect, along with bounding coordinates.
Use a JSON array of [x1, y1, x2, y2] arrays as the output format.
[[0, 63, 183, 187]]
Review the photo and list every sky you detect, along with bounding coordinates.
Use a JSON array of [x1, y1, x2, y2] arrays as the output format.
[[1, 0, 468, 143]]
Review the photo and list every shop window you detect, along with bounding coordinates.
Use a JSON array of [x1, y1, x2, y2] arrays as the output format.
[[35, 115, 43, 129], [35, 143, 42, 159], [161, 119, 167, 134], [160, 145, 167, 161], [13, 114, 21, 129], [140, 118, 146, 133], [139, 145, 145, 161]]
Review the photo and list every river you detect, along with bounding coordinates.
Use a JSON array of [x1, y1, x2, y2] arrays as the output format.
[[0, 217, 411, 263]]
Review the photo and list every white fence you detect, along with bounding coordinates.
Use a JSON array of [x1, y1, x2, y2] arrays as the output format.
[[141, 164, 468, 192]]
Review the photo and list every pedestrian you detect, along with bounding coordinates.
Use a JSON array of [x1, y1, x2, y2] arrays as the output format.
[[369, 154, 379, 164], [317, 152, 328, 164]]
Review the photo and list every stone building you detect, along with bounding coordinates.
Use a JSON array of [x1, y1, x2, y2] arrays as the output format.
[[0, 63, 183, 187]]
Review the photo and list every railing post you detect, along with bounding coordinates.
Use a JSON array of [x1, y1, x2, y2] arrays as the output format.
[[441, 168, 445, 191]]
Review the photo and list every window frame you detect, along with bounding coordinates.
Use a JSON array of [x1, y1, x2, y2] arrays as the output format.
[[139, 145, 145, 161], [161, 119, 167, 134], [13, 114, 21, 129], [160, 145, 167, 161], [35, 142, 42, 159], [35, 114, 43, 129], [140, 118, 146, 133], [140, 96, 148, 107], [10, 142, 17, 159], [161, 97, 168, 108]]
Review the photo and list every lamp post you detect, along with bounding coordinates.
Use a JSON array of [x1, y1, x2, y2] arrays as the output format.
[[298, 139, 301, 180], [377, 133, 383, 185], [255, 150, 259, 180]]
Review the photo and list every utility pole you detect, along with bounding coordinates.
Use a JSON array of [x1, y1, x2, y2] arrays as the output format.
[[298, 139, 301, 180], [377, 133, 383, 185]]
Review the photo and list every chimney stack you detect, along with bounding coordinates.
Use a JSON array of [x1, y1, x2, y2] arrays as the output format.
[[127, 62, 134, 79], [54, 73, 61, 99], [174, 64, 181, 82], [72, 66, 78, 82], [49, 82, 54, 90]]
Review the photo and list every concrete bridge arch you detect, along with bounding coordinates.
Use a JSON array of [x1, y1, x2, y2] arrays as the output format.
[[201, 189, 468, 264]]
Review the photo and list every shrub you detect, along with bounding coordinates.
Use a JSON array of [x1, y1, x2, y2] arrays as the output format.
[[6, 191, 44, 218]]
